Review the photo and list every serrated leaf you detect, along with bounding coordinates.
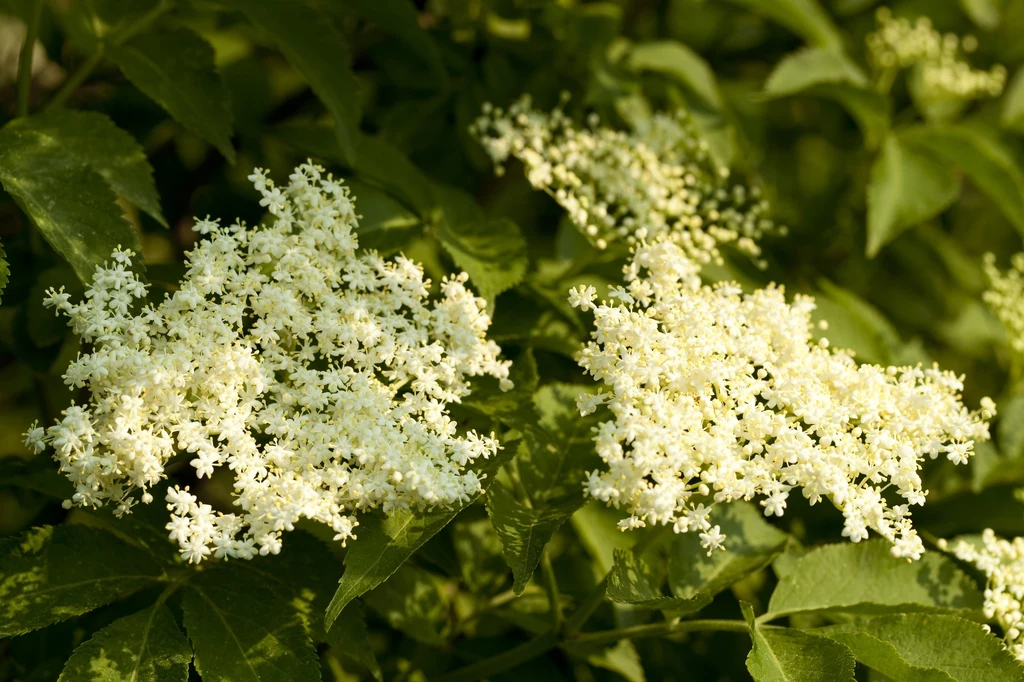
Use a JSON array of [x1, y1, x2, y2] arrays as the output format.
[[329, 601, 382, 682], [461, 347, 540, 433], [811, 279, 916, 366], [744, 600, 856, 682], [219, 0, 360, 163], [765, 540, 983, 620], [58, 604, 192, 682], [109, 27, 235, 162], [0, 117, 144, 283], [353, 134, 438, 216], [483, 383, 604, 593], [814, 614, 1024, 682], [568, 640, 646, 682], [814, 630, 955, 682], [720, 0, 843, 48], [0, 525, 164, 637], [607, 548, 712, 612], [902, 125, 1024, 238], [435, 217, 529, 300], [628, 40, 724, 110], [324, 446, 514, 630], [4, 109, 163, 226], [866, 134, 960, 257], [346, 178, 420, 255], [183, 565, 321, 682], [668, 501, 788, 601]]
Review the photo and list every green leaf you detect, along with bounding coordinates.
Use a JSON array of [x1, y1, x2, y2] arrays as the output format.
[[999, 395, 1024, 460], [109, 27, 235, 162], [219, 0, 360, 163], [0, 525, 164, 637], [1002, 68, 1024, 132], [811, 279, 914, 366], [183, 565, 321, 682], [607, 548, 711, 612], [339, 0, 447, 87], [813, 630, 956, 682], [866, 134, 960, 257], [435, 217, 529, 300], [346, 178, 420, 255], [764, 47, 868, 95], [324, 446, 514, 630], [328, 601, 382, 682], [353, 134, 438, 216], [0, 114, 146, 283], [902, 125, 1024, 238], [484, 382, 605, 592], [765, 539, 983, 620], [720, 0, 843, 48], [668, 501, 788, 602], [0, 240, 8, 306], [58, 604, 192, 682], [764, 47, 888, 147], [959, 0, 1002, 30], [363, 563, 450, 645], [628, 40, 724, 110], [743, 602, 856, 682], [814, 614, 1024, 682]]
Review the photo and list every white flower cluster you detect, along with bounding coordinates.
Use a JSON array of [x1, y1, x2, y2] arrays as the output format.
[[951, 530, 1024, 661], [570, 240, 994, 559], [24, 162, 512, 563], [984, 252, 1024, 357], [470, 95, 780, 267], [867, 7, 1005, 99]]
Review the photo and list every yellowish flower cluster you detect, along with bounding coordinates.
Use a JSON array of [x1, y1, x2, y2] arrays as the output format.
[[867, 7, 1005, 99], [570, 240, 994, 559], [952, 530, 1024, 661], [25, 162, 512, 563], [471, 96, 779, 267], [984, 253, 1024, 356]]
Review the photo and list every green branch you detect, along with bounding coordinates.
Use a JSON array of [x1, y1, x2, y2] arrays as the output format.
[[16, 0, 43, 117], [568, 618, 752, 648]]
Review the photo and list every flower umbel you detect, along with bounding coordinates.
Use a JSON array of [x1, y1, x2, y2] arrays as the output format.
[[953, 530, 1024, 661], [26, 162, 512, 563], [867, 7, 1006, 99], [571, 240, 994, 559], [470, 95, 781, 266]]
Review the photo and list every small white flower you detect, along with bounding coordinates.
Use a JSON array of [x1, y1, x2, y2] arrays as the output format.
[[28, 161, 513, 563], [576, 239, 992, 556], [953, 530, 1024, 661]]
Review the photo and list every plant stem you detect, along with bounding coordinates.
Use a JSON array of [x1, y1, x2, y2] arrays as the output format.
[[45, 0, 171, 110], [540, 549, 563, 629], [567, 618, 752, 648], [46, 48, 104, 110], [435, 630, 559, 682], [16, 0, 43, 117]]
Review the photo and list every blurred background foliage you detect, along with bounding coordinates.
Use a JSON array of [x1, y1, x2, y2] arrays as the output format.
[[4, 0, 1024, 680]]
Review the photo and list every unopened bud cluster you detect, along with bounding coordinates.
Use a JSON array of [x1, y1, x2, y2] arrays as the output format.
[[570, 240, 994, 559], [867, 7, 1005, 99], [953, 530, 1024, 661], [471, 95, 781, 267], [24, 162, 512, 563], [984, 253, 1024, 357]]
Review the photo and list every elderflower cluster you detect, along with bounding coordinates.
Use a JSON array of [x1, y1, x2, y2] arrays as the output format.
[[984, 252, 1024, 356], [952, 530, 1024, 661], [24, 162, 512, 563], [470, 95, 780, 267], [569, 240, 994, 559], [867, 7, 1006, 99]]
